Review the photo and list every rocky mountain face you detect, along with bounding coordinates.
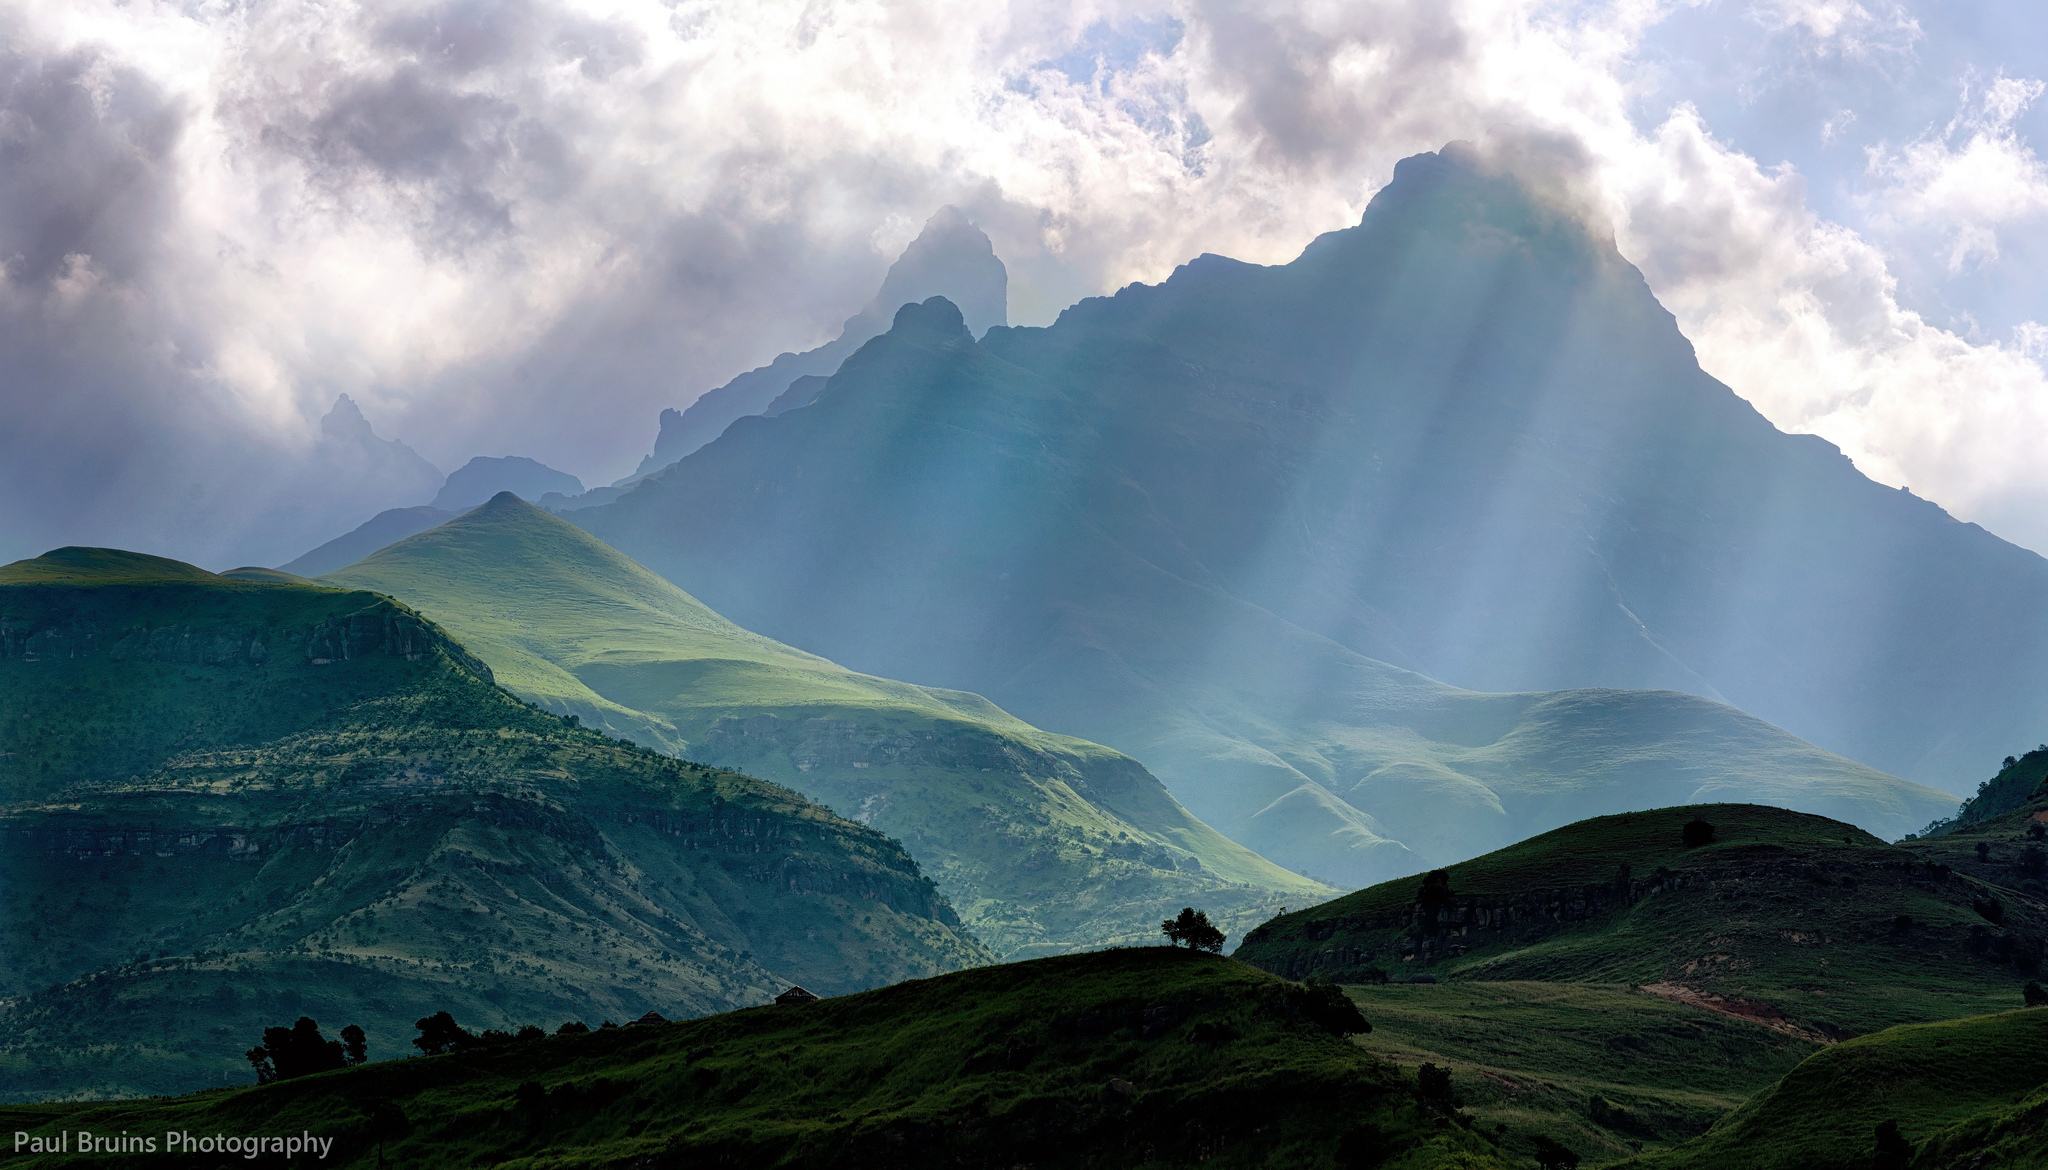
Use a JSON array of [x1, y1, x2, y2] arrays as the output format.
[[627, 206, 1009, 480], [570, 169, 1961, 883], [0, 549, 988, 1099], [432, 456, 584, 511]]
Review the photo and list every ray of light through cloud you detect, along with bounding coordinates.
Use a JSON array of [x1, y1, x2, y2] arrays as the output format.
[[5, 0, 2048, 564]]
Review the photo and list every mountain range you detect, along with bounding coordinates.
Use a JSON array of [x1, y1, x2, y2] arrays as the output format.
[[317, 493, 1324, 956], [569, 150, 1965, 884]]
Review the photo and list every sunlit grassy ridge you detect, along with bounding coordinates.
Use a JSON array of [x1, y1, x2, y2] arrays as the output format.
[[321, 494, 1326, 957], [0, 549, 989, 1100], [0, 949, 1512, 1169], [1235, 803, 2045, 1039]]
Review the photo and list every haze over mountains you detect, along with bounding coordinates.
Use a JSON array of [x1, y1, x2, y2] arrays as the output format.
[[569, 149, 1968, 884], [319, 493, 1323, 955]]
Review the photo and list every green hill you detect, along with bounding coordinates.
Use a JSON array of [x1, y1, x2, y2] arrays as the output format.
[[1233, 804, 2046, 1039], [0, 948, 1513, 1169], [320, 493, 1325, 958], [0, 548, 988, 1100], [1625, 1007, 2048, 1170]]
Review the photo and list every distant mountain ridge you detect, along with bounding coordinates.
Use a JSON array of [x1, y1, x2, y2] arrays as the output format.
[[321, 493, 1325, 955], [572, 285, 1955, 885], [625, 206, 1008, 481]]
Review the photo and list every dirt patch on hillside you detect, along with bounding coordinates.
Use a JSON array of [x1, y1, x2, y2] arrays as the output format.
[[1637, 982, 1836, 1045]]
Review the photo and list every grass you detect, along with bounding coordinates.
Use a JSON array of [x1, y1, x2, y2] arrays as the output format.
[[0, 949, 1513, 1169], [1341, 981, 1820, 1165], [320, 493, 1326, 957], [1621, 1006, 2048, 1170], [1236, 803, 2046, 1039], [0, 549, 990, 1100]]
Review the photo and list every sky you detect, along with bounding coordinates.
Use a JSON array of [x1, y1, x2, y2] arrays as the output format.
[[5, 0, 2048, 567]]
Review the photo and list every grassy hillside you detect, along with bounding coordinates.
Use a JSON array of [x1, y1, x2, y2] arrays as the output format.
[[1342, 981, 1821, 1164], [0, 949, 1512, 1169], [0, 548, 988, 1100], [1234, 804, 2046, 1039], [321, 493, 1325, 957], [1624, 1007, 2048, 1170]]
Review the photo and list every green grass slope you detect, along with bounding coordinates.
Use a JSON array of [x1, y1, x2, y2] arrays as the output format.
[[1625, 1007, 2048, 1170], [0, 549, 988, 1100], [1234, 804, 2046, 1039], [1342, 981, 1821, 1165], [320, 493, 1325, 957], [0, 949, 1513, 1169]]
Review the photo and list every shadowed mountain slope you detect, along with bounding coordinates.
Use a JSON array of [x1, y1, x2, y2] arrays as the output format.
[[573, 291, 1953, 885], [278, 506, 463, 578], [626, 206, 1008, 481], [321, 494, 1324, 956], [0, 548, 987, 1099]]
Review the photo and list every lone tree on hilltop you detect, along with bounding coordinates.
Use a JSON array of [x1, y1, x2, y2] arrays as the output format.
[[1299, 977, 1373, 1035], [245, 1016, 358, 1083], [2025, 981, 2048, 1008], [1417, 869, 1454, 916], [1682, 816, 1716, 846], [1162, 907, 1226, 952]]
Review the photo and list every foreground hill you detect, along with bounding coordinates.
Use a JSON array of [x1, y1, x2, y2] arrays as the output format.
[[1627, 1006, 2048, 1170], [0, 548, 987, 1099], [576, 278, 1953, 883], [0, 949, 1511, 1169], [320, 493, 1323, 956], [1234, 804, 2045, 1039]]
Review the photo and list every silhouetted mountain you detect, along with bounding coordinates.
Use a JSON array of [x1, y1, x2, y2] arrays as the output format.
[[431, 456, 583, 510], [277, 505, 462, 577], [572, 161, 1962, 883], [625, 207, 1008, 481]]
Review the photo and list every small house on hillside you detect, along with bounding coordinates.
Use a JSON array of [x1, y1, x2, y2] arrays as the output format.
[[775, 986, 819, 1006], [628, 1010, 668, 1027]]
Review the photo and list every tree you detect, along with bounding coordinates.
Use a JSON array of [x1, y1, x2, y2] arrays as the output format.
[[2025, 981, 2048, 1008], [1161, 907, 1226, 952], [412, 1011, 474, 1056], [1300, 979, 1373, 1035], [245, 1017, 352, 1083], [340, 1024, 367, 1067], [361, 1100, 408, 1170], [1530, 1135, 1580, 1170], [556, 1021, 590, 1035], [1873, 1120, 1912, 1170], [1682, 817, 1716, 846], [1416, 1063, 1456, 1107], [1976, 842, 1992, 861], [1416, 870, 1454, 916]]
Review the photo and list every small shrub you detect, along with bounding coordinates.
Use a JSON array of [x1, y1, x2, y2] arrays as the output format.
[[556, 1020, 589, 1035], [1682, 817, 1715, 846], [1299, 980, 1372, 1036], [2025, 981, 2048, 1008], [1973, 897, 2005, 925], [1874, 1119, 1912, 1170], [1530, 1134, 1581, 1170], [1416, 1062, 1456, 1107]]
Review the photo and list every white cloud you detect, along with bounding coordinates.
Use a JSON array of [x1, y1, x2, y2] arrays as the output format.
[[6, 0, 2048, 562]]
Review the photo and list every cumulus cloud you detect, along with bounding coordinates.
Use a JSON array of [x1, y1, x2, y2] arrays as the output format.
[[5, 0, 2048, 564]]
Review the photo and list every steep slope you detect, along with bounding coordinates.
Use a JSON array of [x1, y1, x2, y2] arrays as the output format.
[[321, 494, 1325, 956], [1233, 804, 2046, 1039], [0, 949, 1512, 1169], [0, 549, 987, 1099], [625, 206, 1008, 480], [279, 506, 463, 578], [1627, 1007, 2048, 1170], [574, 293, 1953, 886]]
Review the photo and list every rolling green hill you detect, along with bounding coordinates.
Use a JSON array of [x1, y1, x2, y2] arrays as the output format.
[[1625, 1007, 2048, 1170], [0, 548, 988, 1100], [1234, 804, 2046, 1040], [319, 493, 1326, 958], [0, 948, 1512, 1169]]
